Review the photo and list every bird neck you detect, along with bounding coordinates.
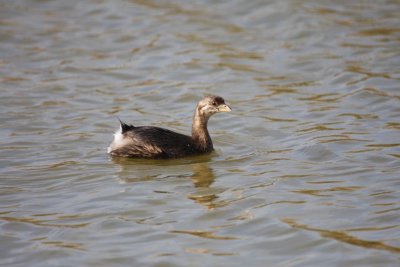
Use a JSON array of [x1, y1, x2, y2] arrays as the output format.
[[192, 108, 213, 152]]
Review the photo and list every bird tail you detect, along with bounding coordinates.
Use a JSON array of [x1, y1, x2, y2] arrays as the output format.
[[117, 117, 135, 134]]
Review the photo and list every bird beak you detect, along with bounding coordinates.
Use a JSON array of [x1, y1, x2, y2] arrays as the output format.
[[217, 104, 232, 112]]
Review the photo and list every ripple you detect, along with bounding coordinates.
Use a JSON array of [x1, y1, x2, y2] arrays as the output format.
[[292, 186, 364, 197], [356, 28, 400, 36], [282, 218, 400, 253], [293, 144, 338, 162], [170, 229, 238, 240], [0, 215, 90, 229], [40, 240, 86, 251]]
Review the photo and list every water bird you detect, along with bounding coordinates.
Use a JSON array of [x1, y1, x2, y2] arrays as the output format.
[[107, 95, 231, 159]]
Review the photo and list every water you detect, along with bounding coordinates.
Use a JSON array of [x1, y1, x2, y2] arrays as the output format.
[[1, 0, 399, 266]]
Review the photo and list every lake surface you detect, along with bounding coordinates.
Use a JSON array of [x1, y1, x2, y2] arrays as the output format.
[[1, 0, 399, 266]]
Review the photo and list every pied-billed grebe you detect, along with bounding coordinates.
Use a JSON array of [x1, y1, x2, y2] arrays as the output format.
[[107, 95, 231, 159]]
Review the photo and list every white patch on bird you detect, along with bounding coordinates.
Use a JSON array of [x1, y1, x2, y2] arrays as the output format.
[[200, 104, 216, 119], [200, 105, 209, 113], [107, 126, 127, 153], [113, 126, 124, 144]]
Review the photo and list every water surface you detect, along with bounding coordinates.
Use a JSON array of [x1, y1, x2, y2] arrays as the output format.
[[1, 0, 399, 266]]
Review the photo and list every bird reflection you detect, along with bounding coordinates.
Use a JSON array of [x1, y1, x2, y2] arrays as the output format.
[[110, 156, 221, 210], [190, 162, 215, 188], [187, 162, 220, 210]]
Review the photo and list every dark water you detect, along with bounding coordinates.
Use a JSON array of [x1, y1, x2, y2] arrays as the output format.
[[1, 0, 399, 266]]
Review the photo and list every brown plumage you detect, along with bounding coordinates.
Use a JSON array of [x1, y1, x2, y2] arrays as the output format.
[[107, 95, 231, 159]]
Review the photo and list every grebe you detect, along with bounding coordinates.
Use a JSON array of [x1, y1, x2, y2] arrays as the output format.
[[107, 95, 231, 159]]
